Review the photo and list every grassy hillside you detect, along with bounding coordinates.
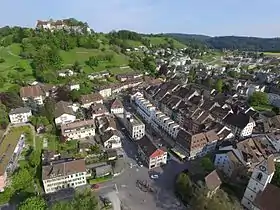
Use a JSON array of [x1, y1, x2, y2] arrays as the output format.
[[145, 37, 186, 48], [0, 27, 187, 91], [60, 47, 129, 73], [0, 43, 132, 90], [0, 44, 34, 90]]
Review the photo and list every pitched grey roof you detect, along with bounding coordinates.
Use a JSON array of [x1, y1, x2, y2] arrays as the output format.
[[54, 101, 75, 118], [9, 107, 31, 115], [224, 112, 254, 129]]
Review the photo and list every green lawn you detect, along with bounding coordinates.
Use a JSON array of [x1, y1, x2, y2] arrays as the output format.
[[42, 133, 60, 151], [263, 52, 280, 57], [145, 37, 186, 49], [60, 48, 129, 73], [88, 175, 113, 184], [253, 104, 273, 112], [126, 40, 143, 47], [0, 44, 34, 91]]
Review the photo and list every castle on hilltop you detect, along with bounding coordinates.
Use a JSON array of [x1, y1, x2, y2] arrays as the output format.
[[36, 18, 91, 33]]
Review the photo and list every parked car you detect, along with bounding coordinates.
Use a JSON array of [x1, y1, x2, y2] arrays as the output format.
[[151, 174, 159, 179], [103, 198, 112, 207], [91, 184, 100, 190], [100, 196, 112, 207]]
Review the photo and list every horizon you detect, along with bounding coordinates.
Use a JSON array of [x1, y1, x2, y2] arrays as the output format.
[[1, 0, 280, 38]]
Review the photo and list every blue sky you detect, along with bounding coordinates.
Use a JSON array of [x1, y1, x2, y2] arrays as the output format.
[[1, 0, 279, 37]]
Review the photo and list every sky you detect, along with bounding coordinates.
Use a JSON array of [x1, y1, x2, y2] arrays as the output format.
[[1, 0, 280, 37]]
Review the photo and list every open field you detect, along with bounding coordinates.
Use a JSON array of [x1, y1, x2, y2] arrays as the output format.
[[0, 44, 131, 90], [126, 40, 143, 47], [145, 37, 186, 49], [263, 52, 280, 56], [60, 48, 129, 73]]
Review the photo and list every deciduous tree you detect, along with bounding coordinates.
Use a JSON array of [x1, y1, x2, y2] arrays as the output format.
[[249, 92, 268, 106], [18, 196, 47, 210], [214, 79, 223, 93]]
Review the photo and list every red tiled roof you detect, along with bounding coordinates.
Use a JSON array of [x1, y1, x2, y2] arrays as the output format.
[[150, 149, 166, 159], [111, 99, 123, 109], [80, 93, 103, 105], [20, 85, 44, 98]]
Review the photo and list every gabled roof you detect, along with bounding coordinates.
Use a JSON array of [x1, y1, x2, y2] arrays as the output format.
[[42, 159, 86, 180], [101, 130, 119, 143], [204, 130, 219, 143], [98, 116, 117, 132], [90, 103, 108, 115], [204, 170, 222, 191], [61, 119, 95, 135], [80, 93, 103, 105], [9, 107, 31, 115], [54, 101, 75, 118], [211, 106, 231, 119], [20, 85, 44, 98], [254, 184, 280, 210], [111, 98, 123, 109], [224, 112, 254, 129], [136, 135, 166, 158]]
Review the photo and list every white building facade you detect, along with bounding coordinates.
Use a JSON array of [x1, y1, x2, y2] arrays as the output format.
[[61, 120, 95, 141], [241, 156, 275, 210], [42, 159, 87, 194], [9, 108, 32, 124], [55, 114, 76, 126]]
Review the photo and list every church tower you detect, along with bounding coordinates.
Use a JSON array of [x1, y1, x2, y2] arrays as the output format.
[[241, 155, 275, 209]]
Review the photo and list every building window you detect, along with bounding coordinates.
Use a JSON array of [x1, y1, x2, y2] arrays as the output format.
[[257, 173, 263, 181]]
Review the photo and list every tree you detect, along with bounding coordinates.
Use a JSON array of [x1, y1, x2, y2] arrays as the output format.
[[188, 68, 196, 83], [51, 190, 98, 210], [85, 56, 99, 69], [72, 61, 82, 73], [43, 97, 56, 123], [143, 56, 156, 76], [200, 156, 214, 172], [70, 90, 82, 102], [272, 106, 280, 115], [29, 116, 49, 127], [214, 79, 223, 93], [90, 144, 101, 154], [18, 196, 47, 210], [0, 103, 9, 128], [249, 92, 268, 106], [272, 163, 280, 187], [228, 71, 237, 78], [191, 188, 241, 210], [175, 173, 193, 203], [12, 168, 33, 191]]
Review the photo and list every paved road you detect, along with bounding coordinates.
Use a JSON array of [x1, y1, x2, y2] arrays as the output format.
[[96, 127, 188, 210]]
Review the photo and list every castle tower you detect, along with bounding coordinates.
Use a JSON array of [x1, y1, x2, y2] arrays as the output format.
[[241, 155, 275, 209]]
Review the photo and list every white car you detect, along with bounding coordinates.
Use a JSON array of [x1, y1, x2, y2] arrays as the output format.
[[151, 174, 159, 179]]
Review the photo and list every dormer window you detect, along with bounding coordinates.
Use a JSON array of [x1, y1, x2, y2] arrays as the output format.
[[257, 172, 263, 181]]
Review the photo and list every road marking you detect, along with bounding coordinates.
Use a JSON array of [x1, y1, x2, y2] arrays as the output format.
[[115, 183, 119, 193]]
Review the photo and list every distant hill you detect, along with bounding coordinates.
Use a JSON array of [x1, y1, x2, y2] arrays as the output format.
[[165, 33, 211, 41], [166, 33, 280, 52]]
